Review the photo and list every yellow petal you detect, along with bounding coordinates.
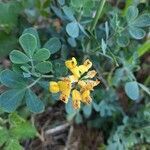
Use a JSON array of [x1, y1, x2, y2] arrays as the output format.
[[65, 57, 77, 69], [81, 90, 92, 104], [78, 65, 88, 75], [78, 80, 86, 88], [72, 89, 81, 109], [84, 79, 100, 91], [72, 91, 80, 109], [58, 78, 71, 92], [70, 67, 81, 78], [88, 79, 100, 87], [73, 99, 80, 109], [84, 70, 97, 78], [60, 92, 69, 103], [69, 75, 78, 83], [78, 80, 93, 91], [83, 59, 92, 70], [78, 59, 92, 75], [49, 81, 59, 93], [72, 89, 82, 101]]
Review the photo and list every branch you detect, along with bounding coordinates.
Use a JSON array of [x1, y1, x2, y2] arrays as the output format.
[[45, 123, 70, 135]]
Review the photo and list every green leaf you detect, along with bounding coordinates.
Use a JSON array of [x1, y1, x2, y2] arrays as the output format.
[[65, 99, 76, 114], [75, 113, 83, 124], [66, 21, 79, 38], [10, 122, 37, 140], [125, 81, 139, 100], [58, 0, 65, 5], [0, 89, 25, 112], [71, 0, 82, 8], [10, 50, 30, 64], [0, 127, 9, 146], [35, 61, 52, 73], [117, 35, 129, 47], [19, 33, 37, 56], [83, 104, 92, 118], [9, 113, 36, 139], [62, 6, 75, 21], [105, 21, 109, 39], [133, 14, 150, 27], [0, 69, 26, 88], [82, 0, 94, 16], [9, 113, 25, 126], [67, 37, 77, 47], [44, 37, 61, 54], [25, 89, 45, 113], [126, 6, 138, 22], [33, 48, 50, 61], [23, 27, 41, 49], [21, 64, 31, 71], [129, 26, 145, 39], [92, 102, 100, 112], [0, 31, 17, 59], [78, 23, 89, 37], [101, 38, 107, 54], [53, 60, 68, 77], [4, 139, 23, 150], [0, 1, 21, 31]]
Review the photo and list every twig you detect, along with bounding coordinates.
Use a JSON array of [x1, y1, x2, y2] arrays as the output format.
[[45, 123, 70, 135], [31, 115, 45, 142], [64, 126, 74, 150], [36, 132, 45, 142]]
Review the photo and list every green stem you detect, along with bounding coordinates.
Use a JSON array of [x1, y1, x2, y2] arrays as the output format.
[[90, 0, 106, 32], [144, 76, 150, 86], [27, 77, 42, 89], [29, 54, 35, 73], [32, 73, 54, 79], [41, 74, 54, 78], [84, 0, 106, 56]]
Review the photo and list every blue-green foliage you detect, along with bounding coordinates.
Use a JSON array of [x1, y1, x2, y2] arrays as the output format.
[[0, 28, 62, 113], [0, 0, 150, 149]]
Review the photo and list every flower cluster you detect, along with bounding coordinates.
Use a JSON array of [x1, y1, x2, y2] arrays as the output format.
[[49, 57, 100, 109]]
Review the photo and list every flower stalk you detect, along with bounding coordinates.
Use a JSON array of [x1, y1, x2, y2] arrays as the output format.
[[90, 0, 106, 32]]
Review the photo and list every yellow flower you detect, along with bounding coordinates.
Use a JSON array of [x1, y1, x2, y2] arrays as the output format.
[[72, 89, 81, 109], [81, 90, 92, 104], [49, 82, 59, 93], [49, 57, 100, 109]]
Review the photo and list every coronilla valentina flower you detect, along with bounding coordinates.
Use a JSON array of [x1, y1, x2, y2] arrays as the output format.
[[49, 57, 100, 109]]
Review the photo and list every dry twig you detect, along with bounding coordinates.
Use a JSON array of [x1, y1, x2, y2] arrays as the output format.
[[45, 123, 70, 135]]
